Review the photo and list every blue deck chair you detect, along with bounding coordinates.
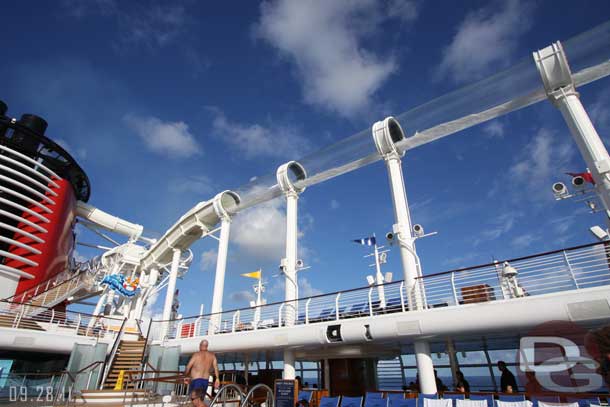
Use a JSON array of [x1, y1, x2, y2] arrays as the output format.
[[389, 398, 417, 407], [443, 393, 465, 407], [346, 302, 368, 317], [418, 394, 438, 403], [320, 396, 341, 407], [316, 307, 335, 321], [530, 396, 559, 407], [566, 397, 601, 407], [342, 396, 364, 407], [498, 395, 526, 402], [469, 394, 495, 407], [366, 392, 384, 400], [298, 391, 313, 403], [364, 397, 387, 407], [386, 393, 405, 402], [384, 297, 403, 312]]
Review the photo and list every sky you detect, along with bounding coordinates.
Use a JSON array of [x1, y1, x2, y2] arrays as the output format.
[[2, 0, 610, 319]]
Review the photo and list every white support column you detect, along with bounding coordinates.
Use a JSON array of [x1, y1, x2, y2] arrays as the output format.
[[283, 349, 296, 380], [161, 248, 181, 339], [415, 340, 437, 394], [372, 117, 436, 394], [209, 217, 232, 335], [276, 161, 307, 380], [323, 359, 331, 392], [535, 42, 610, 218], [284, 192, 299, 326]]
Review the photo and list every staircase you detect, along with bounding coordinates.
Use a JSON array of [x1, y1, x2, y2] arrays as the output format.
[[74, 389, 152, 405], [376, 357, 405, 390], [0, 313, 43, 330], [103, 339, 146, 390]]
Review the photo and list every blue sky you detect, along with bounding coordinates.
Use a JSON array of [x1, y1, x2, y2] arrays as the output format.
[[3, 0, 610, 318]]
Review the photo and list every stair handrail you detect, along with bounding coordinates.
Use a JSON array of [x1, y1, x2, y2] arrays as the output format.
[[209, 383, 246, 407], [240, 383, 275, 407], [137, 318, 153, 383], [52, 360, 105, 405], [3, 268, 86, 304], [99, 316, 128, 389]]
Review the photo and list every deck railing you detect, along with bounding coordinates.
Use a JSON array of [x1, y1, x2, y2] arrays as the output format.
[[152, 242, 610, 341], [0, 300, 123, 339]]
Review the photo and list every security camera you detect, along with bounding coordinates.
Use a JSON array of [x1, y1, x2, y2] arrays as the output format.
[[572, 175, 585, 188], [552, 182, 568, 198], [279, 258, 288, 271], [296, 259, 304, 268], [413, 224, 424, 237], [386, 232, 395, 245]]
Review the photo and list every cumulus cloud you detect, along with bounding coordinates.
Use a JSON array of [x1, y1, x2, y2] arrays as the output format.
[[124, 114, 201, 158], [255, 0, 399, 116], [386, 0, 419, 23], [199, 249, 217, 272], [209, 108, 310, 159], [231, 198, 287, 260], [437, 0, 533, 83]]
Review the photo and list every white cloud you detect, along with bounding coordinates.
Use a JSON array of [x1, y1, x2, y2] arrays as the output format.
[[209, 108, 310, 159], [229, 290, 255, 304], [386, 0, 419, 23], [232, 198, 287, 260], [511, 233, 540, 249], [437, 0, 533, 83], [509, 128, 573, 197], [483, 120, 505, 139], [168, 175, 214, 195], [255, 0, 398, 116], [199, 249, 217, 272], [330, 199, 340, 210], [62, 1, 188, 49], [473, 211, 522, 246], [124, 114, 201, 158], [299, 276, 323, 297]]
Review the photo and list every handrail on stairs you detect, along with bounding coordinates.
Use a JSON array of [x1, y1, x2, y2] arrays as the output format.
[[241, 383, 275, 407], [209, 383, 246, 407], [98, 316, 127, 389]]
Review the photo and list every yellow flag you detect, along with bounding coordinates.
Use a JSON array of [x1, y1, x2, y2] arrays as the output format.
[[241, 270, 261, 279]]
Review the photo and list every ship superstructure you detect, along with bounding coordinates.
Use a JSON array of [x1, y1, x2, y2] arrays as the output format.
[[0, 20, 609, 406]]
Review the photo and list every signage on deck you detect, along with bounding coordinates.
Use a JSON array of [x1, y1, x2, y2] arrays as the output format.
[[274, 379, 297, 407]]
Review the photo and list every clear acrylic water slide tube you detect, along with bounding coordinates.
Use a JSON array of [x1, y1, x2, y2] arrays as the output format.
[[230, 21, 610, 213]]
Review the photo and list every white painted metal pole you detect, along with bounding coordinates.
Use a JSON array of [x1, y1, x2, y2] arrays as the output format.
[[210, 217, 232, 335], [373, 243, 386, 308], [323, 359, 331, 392], [415, 340, 437, 394], [283, 349, 296, 380], [556, 95, 610, 214], [385, 157, 422, 309], [161, 248, 181, 339], [284, 193, 299, 326]]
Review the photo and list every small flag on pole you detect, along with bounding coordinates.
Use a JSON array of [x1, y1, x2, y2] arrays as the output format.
[[352, 236, 376, 246], [241, 270, 262, 279]]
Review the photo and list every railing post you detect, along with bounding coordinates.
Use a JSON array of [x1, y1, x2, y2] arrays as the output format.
[[305, 298, 311, 324], [451, 272, 459, 305], [335, 293, 341, 320], [278, 304, 284, 327], [50, 309, 55, 324], [399, 281, 406, 312], [368, 288, 374, 316], [232, 311, 239, 333], [562, 250, 580, 289], [75, 314, 81, 334]]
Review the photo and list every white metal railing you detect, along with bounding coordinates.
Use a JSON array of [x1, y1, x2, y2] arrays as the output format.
[[0, 142, 63, 281], [0, 300, 122, 339], [151, 242, 610, 341]]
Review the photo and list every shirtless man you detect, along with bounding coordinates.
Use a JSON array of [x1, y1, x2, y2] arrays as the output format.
[[185, 340, 220, 397]]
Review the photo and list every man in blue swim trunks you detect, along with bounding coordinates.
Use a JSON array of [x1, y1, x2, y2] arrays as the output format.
[[185, 340, 220, 400]]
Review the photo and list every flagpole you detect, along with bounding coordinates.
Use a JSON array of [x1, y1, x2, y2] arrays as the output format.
[[373, 236, 386, 308]]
